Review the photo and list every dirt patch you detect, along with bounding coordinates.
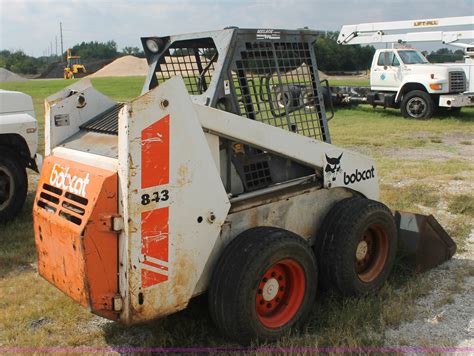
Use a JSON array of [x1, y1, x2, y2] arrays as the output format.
[[0, 68, 28, 82], [384, 230, 474, 347]]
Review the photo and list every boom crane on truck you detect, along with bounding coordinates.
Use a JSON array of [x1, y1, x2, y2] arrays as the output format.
[[337, 16, 474, 48], [332, 16, 474, 118]]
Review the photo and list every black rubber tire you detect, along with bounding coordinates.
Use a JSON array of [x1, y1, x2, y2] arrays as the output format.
[[208, 227, 318, 344], [314, 197, 397, 296], [400, 90, 435, 119], [0, 149, 28, 223]]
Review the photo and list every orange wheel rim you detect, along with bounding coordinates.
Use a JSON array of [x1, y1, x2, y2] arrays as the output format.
[[355, 224, 389, 283], [255, 259, 305, 329]]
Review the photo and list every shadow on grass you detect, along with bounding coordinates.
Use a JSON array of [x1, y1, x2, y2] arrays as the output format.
[[102, 294, 235, 348], [100, 263, 429, 348], [0, 192, 37, 278], [333, 105, 474, 122]]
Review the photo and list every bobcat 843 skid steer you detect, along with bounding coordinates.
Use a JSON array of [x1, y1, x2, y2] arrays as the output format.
[[33, 28, 456, 343]]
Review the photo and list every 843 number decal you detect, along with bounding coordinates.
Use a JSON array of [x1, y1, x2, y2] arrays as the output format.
[[141, 189, 169, 205]]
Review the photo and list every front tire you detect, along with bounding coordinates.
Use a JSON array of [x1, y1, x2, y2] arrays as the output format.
[[315, 197, 397, 296], [208, 227, 318, 344], [0, 150, 28, 223], [400, 90, 435, 119]]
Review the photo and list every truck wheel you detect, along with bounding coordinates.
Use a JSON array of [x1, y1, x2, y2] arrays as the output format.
[[209, 227, 317, 344], [401, 90, 435, 119], [0, 151, 28, 223], [315, 197, 397, 296]]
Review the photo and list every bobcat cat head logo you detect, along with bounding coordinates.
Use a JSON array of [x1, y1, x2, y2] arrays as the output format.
[[325, 153, 343, 181]]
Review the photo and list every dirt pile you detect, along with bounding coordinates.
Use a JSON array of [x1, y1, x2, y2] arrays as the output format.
[[0, 68, 28, 82], [90, 56, 149, 77]]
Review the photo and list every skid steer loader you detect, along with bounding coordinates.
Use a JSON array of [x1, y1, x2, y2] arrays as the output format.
[[33, 28, 456, 343]]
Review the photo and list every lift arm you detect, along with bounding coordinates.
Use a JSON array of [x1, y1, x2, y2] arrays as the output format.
[[337, 16, 474, 46]]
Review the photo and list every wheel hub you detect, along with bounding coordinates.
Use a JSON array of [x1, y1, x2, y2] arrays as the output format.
[[356, 240, 368, 260], [407, 97, 427, 118], [355, 225, 389, 283], [255, 259, 305, 329], [262, 278, 279, 301]]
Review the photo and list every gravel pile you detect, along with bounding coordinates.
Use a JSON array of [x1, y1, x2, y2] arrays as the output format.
[[0, 68, 28, 82], [89, 55, 149, 77]]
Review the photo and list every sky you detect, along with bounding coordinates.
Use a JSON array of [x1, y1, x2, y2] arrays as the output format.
[[0, 0, 473, 57]]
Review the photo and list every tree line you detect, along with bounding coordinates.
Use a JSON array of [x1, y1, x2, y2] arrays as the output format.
[[0, 36, 468, 75], [0, 41, 145, 75]]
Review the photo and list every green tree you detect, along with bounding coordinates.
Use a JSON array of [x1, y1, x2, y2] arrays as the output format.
[[122, 46, 145, 57], [427, 48, 464, 63], [69, 41, 118, 60], [314, 31, 375, 72]]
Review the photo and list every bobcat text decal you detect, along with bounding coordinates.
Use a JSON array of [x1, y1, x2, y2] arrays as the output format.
[[49, 163, 90, 197], [343, 166, 375, 185]]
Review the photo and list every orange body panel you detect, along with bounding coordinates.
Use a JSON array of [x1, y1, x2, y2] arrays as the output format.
[[33, 156, 119, 320]]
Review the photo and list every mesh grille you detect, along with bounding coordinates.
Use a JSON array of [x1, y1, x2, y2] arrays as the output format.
[[449, 71, 466, 93], [155, 38, 218, 95], [232, 41, 325, 140]]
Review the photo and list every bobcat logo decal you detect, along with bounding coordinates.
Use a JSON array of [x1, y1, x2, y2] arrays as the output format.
[[325, 153, 343, 182]]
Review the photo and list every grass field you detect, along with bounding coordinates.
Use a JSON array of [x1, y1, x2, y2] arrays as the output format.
[[0, 77, 473, 350]]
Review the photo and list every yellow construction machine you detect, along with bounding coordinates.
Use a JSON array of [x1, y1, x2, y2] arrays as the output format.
[[63, 48, 87, 79]]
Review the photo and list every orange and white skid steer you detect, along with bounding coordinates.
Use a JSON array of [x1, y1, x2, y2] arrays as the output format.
[[33, 28, 456, 343]]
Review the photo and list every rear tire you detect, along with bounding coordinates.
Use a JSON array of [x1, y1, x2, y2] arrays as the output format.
[[401, 90, 435, 119], [315, 197, 397, 296], [0, 150, 28, 223], [208, 227, 317, 344]]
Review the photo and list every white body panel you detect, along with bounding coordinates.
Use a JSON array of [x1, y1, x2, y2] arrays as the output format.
[[118, 77, 230, 323], [194, 104, 379, 200], [45, 79, 116, 156], [0, 90, 38, 158], [438, 61, 474, 92]]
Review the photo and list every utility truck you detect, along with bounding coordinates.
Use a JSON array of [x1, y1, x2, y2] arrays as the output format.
[[0, 90, 41, 223], [33, 28, 455, 344], [334, 16, 474, 118]]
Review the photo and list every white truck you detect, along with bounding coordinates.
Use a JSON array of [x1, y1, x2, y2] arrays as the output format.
[[335, 16, 474, 119], [0, 90, 41, 223]]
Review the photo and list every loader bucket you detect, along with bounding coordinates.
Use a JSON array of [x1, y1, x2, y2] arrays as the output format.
[[395, 211, 457, 272]]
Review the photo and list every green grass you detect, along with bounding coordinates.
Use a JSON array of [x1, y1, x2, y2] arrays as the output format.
[[0, 76, 473, 349], [0, 77, 146, 153], [448, 194, 474, 217]]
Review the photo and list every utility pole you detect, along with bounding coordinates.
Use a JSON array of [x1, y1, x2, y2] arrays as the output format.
[[55, 36, 58, 57], [60, 22, 64, 62]]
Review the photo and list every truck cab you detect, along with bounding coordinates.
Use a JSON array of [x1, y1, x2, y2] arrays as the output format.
[[369, 48, 470, 118], [0, 90, 41, 223]]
